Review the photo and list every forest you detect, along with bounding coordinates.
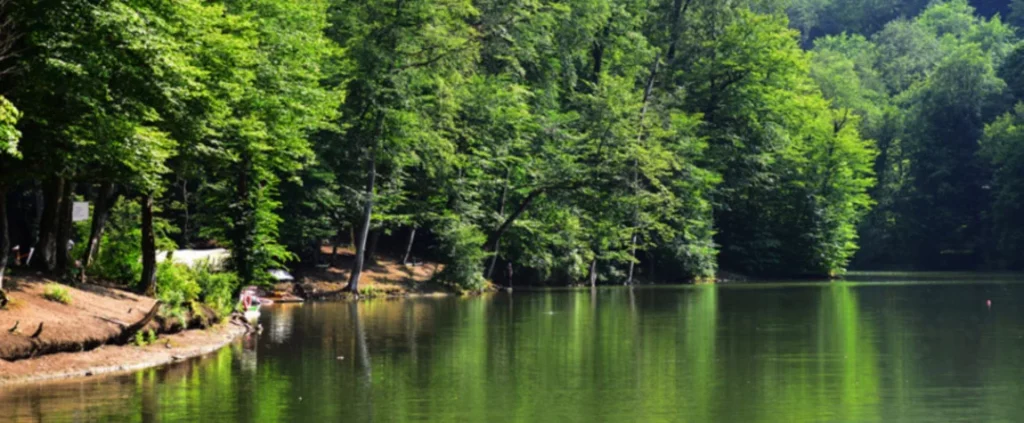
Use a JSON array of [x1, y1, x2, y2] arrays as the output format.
[[0, 0, 1022, 308]]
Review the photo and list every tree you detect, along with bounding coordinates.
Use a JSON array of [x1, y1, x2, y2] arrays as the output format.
[[326, 0, 477, 292], [981, 104, 1024, 269], [0, 95, 19, 293], [899, 44, 1005, 268], [193, 0, 338, 286]]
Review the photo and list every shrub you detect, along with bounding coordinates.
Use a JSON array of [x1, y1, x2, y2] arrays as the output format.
[[358, 286, 380, 298], [89, 200, 177, 286], [156, 261, 201, 315], [194, 260, 238, 316], [42, 284, 72, 304], [434, 216, 488, 292], [134, 329, 158, 346]]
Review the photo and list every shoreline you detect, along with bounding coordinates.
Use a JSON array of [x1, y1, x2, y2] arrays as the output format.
[[0, 276, 249, 388], [0, 321, 246, 387]]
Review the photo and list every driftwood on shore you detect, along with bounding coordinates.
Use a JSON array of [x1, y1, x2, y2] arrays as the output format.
[[115, 301, 161, 344]]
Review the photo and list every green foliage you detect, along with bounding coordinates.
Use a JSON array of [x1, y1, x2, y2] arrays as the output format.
[[134, 329, 158, 347], [1013, 0, 1024, 30], [193, 261, 239, 317], [434, 216, 488, 291], [192, 0, 339, 285], [42, 284, 72, 305], [0, 96, 20, 158], [981, 104, 1024, 269], [155, 261, 201, 314], [89, 200, 175, 285], [807, 0, 1021, 271], [11, 0, 1022, 288]]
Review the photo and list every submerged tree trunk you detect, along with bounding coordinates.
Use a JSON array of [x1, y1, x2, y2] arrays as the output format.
[[346, 151, 376, 293], [0, 185, 8, 293], [81, 183, 119, 281], [33, 178, 64, 272], [140, 195, 157, 297], [401, 226, 417, 265], [54, 181, 75, 276]]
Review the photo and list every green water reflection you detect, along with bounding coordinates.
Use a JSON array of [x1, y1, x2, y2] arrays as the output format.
[[4, 277, 1024, 422]]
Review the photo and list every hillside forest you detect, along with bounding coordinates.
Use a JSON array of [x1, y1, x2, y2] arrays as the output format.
[[1, 0, 1023, 306]]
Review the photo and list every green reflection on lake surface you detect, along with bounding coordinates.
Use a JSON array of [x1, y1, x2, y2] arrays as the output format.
[[4, 274, 1024, 422]]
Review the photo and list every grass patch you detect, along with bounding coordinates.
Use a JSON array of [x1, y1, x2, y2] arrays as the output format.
[[42, 284, 72, 304], [133, 329, 158, 347], [358, 286, 382, 298]]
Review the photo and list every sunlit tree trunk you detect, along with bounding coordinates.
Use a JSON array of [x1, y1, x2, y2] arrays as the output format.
[[347, 148, 376, 293], [402, 226, 417, 265]]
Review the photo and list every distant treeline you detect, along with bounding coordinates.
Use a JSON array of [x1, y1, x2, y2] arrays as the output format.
[[0, 0, 1020, 297]]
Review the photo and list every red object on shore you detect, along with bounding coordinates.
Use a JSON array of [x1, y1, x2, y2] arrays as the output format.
[[986, 299, 992, 308]]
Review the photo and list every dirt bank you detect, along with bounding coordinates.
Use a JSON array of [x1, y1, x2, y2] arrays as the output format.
[[0, 277, 245, 386], [0, 322, 245, 386], [291, 246, 455, 299], [0, 277, 164, 361]]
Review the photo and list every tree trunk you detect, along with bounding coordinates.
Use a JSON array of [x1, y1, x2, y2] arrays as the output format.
[[626, 233, 638, 285], [31, 180, 42, 247], [485, 174, 511, 280], [346, 151, 376, 293], [140, 195, 157, 297], [0, 186, 8, 292], [81, 183, 119, 281], [366, 230, 380, 265], [33, 178, 64, 272], [331, 233, 340, 266], [180, 178, 191, 247], [588, 258, 598, 288], [401, 226, 417, 265], [484, 187, 545, 254], [620, 0, 693, 286], [54, 181, 75, 276], [235, 155, 253, 284]]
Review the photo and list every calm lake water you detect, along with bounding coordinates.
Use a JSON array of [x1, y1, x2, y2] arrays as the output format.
[[4, 273, 1024, 422]]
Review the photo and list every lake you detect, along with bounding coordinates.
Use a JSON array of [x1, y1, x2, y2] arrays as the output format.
[[4, 273, 1024, 422]]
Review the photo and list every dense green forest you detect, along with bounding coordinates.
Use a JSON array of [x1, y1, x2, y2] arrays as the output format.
[[0, 0, 1022, 304]]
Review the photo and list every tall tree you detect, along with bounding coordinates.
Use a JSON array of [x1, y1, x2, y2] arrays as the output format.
[[327, 0, 477, 292]]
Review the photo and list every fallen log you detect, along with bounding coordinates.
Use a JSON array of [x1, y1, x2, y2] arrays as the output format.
[[30, 322, 43, 338], [116, 301, 161, 344]]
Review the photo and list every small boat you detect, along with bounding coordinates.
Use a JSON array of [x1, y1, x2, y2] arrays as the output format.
[[240, 286, 273, 321]]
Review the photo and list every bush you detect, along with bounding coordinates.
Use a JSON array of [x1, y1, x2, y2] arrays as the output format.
[[134, 329, 158, 346], [156, 261, 201, 315], [89, 200, 177, 286], [42, 284, 72, 304], [434, 217, 488, 292], [194, 260, 238, 316], [92, 201, 143, 284]]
